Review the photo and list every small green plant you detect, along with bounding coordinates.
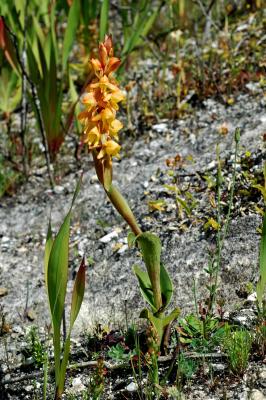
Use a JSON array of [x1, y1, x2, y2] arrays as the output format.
[[223, 326, 252, 376], [25, 326, 46, 368], [108, 342, 135, 363], [45, 176, 86, 399], [176, 352, 198, 384], [88, 358, 106, 400], [177, 313, 224, 352]]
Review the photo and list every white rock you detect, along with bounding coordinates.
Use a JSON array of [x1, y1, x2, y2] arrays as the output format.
[[53, 185, 65, 194], [259, 367, 266, 387], [249, 390, 266, 400], [153, 123, 168, 133], [247, 292, 257, 302], [118, 244, 128, 254], [126, 382, 138, 392], [99, 231, 119, 243], [71, 376, 86, 392]]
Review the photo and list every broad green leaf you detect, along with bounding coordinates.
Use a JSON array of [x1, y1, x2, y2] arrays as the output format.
[[160, 264, 173, 309], [133, 265, 156, 312], [257, 212, 266, 307], [44, 219, 53, 290], [69, 257, 86, 330], [62, 0, 80, 71], [137, 232, 162, 310], [99, 0, 109, 41], [47, 211, 71, 328], [137, 232, 161, 284], [47, 176, 82, 327]]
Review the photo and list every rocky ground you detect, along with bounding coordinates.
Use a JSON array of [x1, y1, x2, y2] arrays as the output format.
[[0, 84, 265, 399]]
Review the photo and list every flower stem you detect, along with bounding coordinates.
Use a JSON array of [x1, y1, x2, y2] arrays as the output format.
[[106, 184, 142, 236]]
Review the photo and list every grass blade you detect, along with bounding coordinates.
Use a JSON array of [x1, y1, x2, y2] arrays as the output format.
[[99, 0, 109, 41], [257, 212, 266, 308], [62, 0, 80, 71]]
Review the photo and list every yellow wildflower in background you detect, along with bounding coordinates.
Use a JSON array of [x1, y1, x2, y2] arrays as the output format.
[[78, 35, 124, 160]]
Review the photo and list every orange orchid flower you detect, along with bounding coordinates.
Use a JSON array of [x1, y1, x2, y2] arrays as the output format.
[[78, 35, 124, 160]]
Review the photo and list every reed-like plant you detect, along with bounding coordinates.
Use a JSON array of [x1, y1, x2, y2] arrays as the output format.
[[45, 177, 85, 399]]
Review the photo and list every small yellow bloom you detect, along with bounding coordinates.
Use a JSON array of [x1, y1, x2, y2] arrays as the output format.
[[109, 119, 123, 137], [97, 140, 121, 159], [84, 126, 100, 146]]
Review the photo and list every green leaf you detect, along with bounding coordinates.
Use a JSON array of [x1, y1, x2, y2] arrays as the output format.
[[137, 232, 161, 278], [121, 2, 160, 60], [257, 212, 266, 307], [160, 264, 173, 309], [69, 257, 86, 330], [47, 211, 71, 328], [137, 232, 162, 310], [140, 308, 180, 344], [127, 232, 136, 248], [47, 176, 82, 327], [0, 67, 21, 114], [44, 219, 53, 290], [62, 0, 80, 71], [99, 0, 109, 41], [133, 265, 156, 312]]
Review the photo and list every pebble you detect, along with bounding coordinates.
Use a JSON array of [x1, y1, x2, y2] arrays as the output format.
[[259, 368, 266, 388], [53, 185, 65, 194], [249, 390, 266, 400], [71, 376, 86, 392], [153, 123, 168, 133], [99, 231, 119, 243], [126, 382, 138, 392], [247, 292, 257, 302]]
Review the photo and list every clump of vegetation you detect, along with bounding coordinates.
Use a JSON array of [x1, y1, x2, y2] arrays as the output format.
[[223, 326, 253, 376]]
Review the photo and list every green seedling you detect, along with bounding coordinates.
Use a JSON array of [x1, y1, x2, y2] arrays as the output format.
[[223, 326, 252, 376], [177, 313, 224, 352], [25, 326, 46, 368], [45, 176, 86, 399]]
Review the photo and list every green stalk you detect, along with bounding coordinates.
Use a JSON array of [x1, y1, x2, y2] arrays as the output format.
[[106, 184, 142, 236], [57, 335, 71, 397], [53, 326, 61, 396]]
